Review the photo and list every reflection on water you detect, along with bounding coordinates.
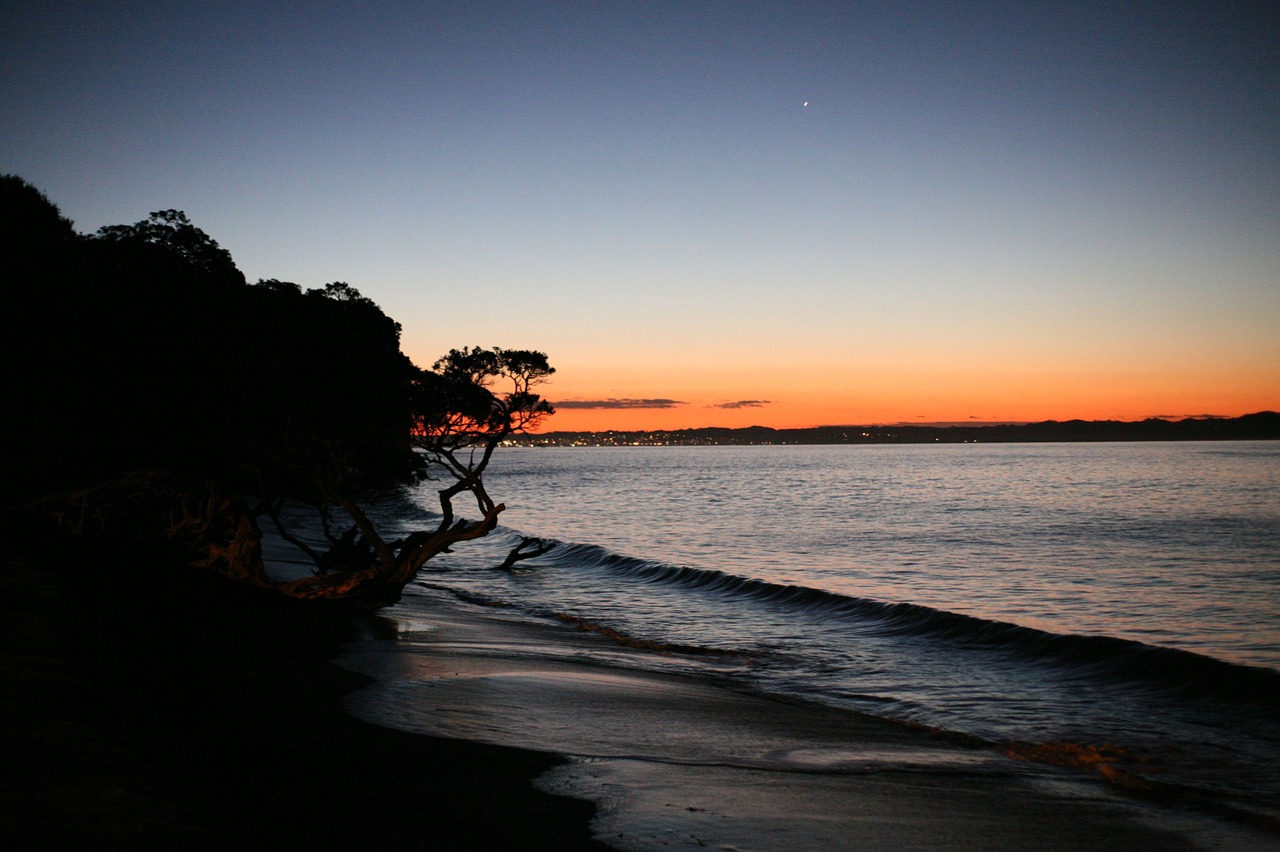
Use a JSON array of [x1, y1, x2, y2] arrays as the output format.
[[343, 594, 1252, 852], [470, 442, 1280, 668], [374, 441, 1280, 835]]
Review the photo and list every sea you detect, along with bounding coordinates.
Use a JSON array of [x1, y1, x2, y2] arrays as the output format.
[[340, 441, 1279, 846]]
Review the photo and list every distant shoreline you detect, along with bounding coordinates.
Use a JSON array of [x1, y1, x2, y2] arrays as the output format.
[[518, 411, 1280, 447]]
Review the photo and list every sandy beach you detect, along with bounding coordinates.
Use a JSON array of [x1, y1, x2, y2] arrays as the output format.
[[342, 588, 1270, 851], [4, 538, 1274, 851]]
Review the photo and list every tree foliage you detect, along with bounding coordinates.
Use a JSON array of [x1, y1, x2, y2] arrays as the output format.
[[413, 347, 554, 524], [94, 209, 245, 287], [0, 175, 75, 249], [3, 177, 554, 608]]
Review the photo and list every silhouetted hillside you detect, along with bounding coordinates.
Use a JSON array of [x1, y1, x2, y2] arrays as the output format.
[[1, 175, 416, 502], [518, 412, 1280, 446]]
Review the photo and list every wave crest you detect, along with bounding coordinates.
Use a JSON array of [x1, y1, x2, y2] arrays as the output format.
[[541, 542, 1280, 705]]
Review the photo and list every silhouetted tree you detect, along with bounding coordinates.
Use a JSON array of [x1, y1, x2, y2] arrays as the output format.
[[0, 174, 76, 251], [212, 345, 557, 606], [94, 208, 245, 287], [309, 280, 378, 306], [1, 176, 90, 496], [255, 277, 303, 295], [4, 177, 555, 609]]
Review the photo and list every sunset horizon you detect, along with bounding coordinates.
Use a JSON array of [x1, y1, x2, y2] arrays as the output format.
[[6, 4, 1280, 847], [531, 403, 1279, 434], [526, 366, 1277, 432], [7, 3, 1276, 448], [531, 401, 1279, 434]]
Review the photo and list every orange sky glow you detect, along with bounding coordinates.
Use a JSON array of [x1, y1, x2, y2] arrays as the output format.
[[530, 365, 1280, 432], [13, 2, 1277, 441]]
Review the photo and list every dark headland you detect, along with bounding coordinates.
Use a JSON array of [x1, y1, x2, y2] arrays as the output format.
[[516, 411, 1280, 447], [0, 175, 602, 850]]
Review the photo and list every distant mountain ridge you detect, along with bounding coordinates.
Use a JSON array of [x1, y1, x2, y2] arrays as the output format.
[[518, 412, 1280, 446]]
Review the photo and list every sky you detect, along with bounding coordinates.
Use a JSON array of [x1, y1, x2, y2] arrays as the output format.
[[3, 1, 1278, 431]]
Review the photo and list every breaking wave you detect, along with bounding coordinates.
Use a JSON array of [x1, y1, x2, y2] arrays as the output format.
[[540, 541, 1280, 706]]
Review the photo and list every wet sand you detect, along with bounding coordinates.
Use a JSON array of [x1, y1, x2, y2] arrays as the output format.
[[344, 589, 1271, 851], [5, 545, 1270, 851]]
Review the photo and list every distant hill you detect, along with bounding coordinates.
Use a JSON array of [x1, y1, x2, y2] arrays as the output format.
[[516, 412, 1280, 446]]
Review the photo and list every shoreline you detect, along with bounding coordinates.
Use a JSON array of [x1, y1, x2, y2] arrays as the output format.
[[1, 550, 607, 850], [512, 412, 1280, 447], [346, 588, 1280, 851], [7, 540, 1277, 850]]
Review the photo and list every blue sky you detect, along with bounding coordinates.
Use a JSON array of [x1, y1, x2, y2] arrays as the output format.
[[4, 1, 1277, 428]]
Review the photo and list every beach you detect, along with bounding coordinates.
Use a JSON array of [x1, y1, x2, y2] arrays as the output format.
[[0, 556, 1205, 851], [344, 588, 1271, 851], [0, 549, 604, 850], [5, 495, 1277, 850]]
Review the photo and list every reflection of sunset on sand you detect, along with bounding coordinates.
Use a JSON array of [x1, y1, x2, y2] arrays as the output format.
[[344, 593, 1204, 851], [397, 442, 1280, 848]]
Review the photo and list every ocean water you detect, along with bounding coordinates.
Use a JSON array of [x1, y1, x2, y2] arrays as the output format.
[[375, 441, 1280, 835]]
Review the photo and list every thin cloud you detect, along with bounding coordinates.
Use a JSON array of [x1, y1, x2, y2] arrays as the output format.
[[553, 398, 685, 410], [712, 400, 773, 409]]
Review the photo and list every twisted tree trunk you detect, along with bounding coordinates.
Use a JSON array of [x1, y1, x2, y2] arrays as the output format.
[[47, 473, 506, 610], [272, 502, 505, 608]]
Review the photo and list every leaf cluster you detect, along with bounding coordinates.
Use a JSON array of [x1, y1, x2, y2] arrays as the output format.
[[92, 209, 246, 288], [413, 347, 555, 448]]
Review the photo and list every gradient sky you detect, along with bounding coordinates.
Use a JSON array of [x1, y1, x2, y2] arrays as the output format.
[[4, 1, 1277, 430]]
